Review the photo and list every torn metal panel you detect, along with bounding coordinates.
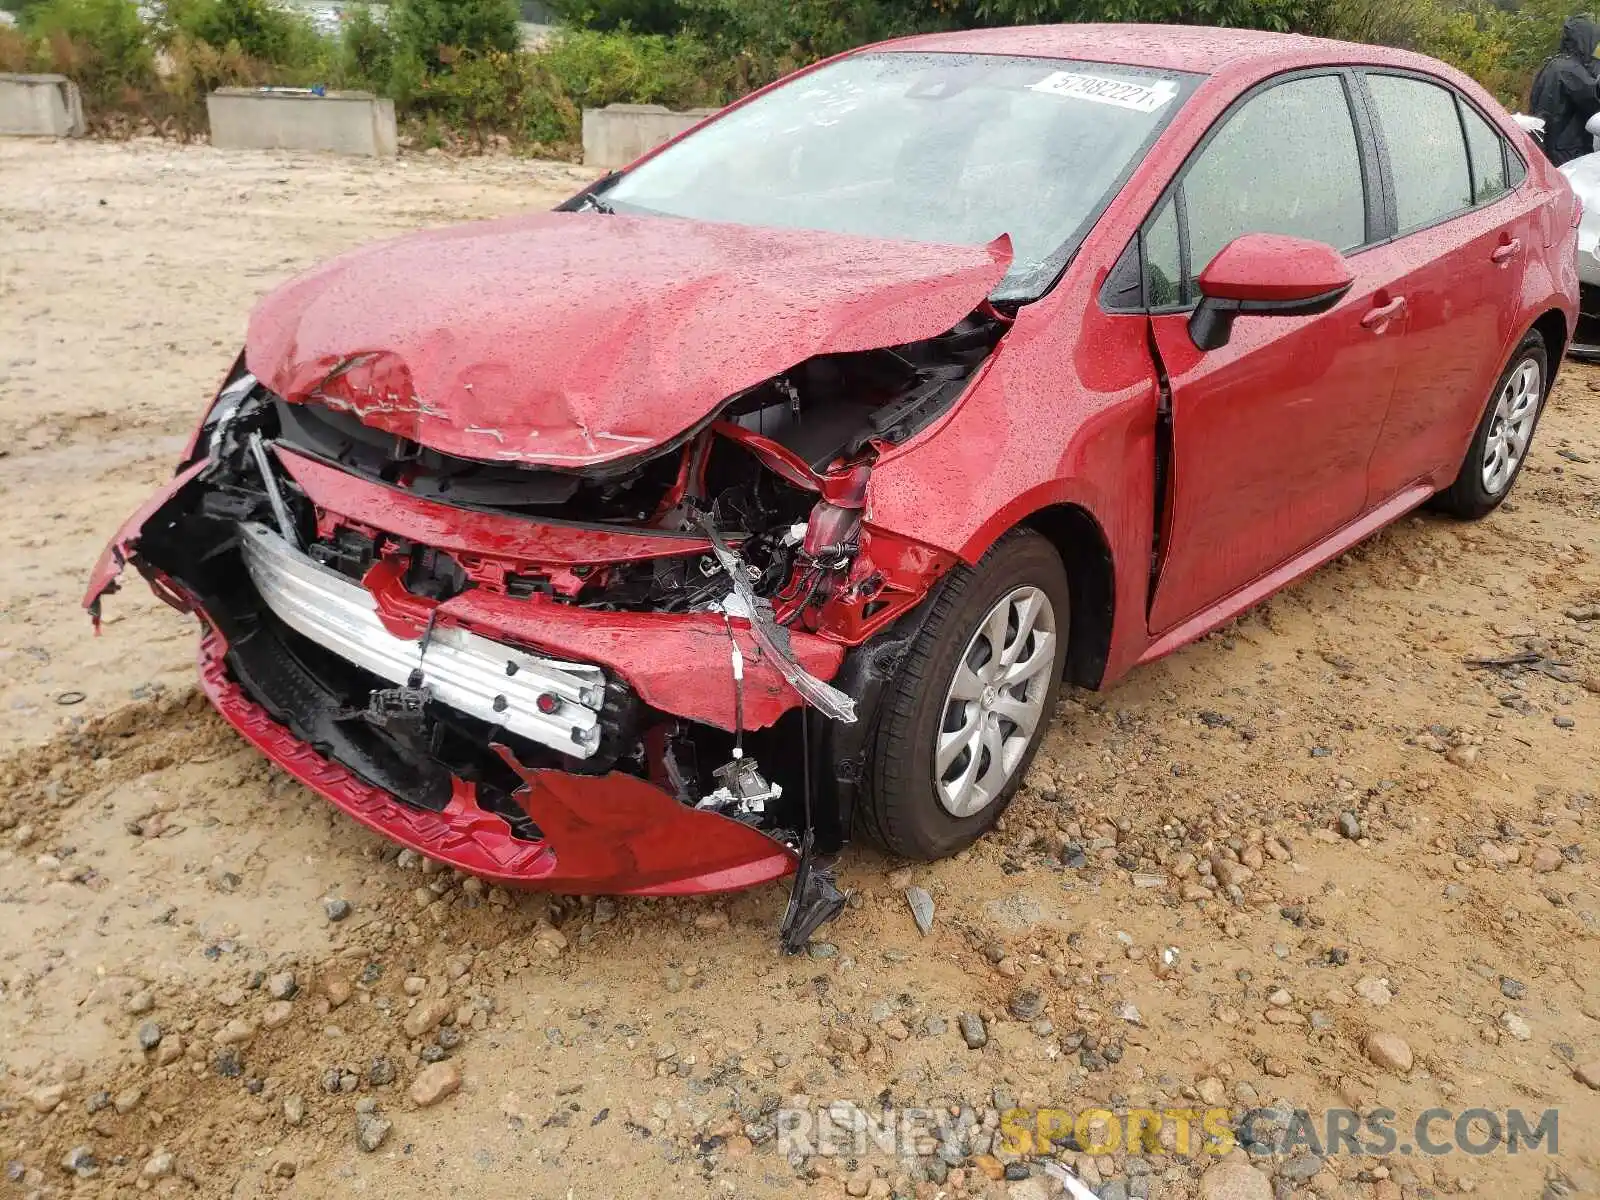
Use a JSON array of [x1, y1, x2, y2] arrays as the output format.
[[441, 588, 844, 733], [246, 213, 1011, 469], [814, 523, 960, 645], [491, 744, 796, 893], [699, 517, 858, 724], [274, 444, 717, 565]]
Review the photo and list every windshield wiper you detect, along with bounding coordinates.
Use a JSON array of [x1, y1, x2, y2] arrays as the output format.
[[579, 194, 615, 215]]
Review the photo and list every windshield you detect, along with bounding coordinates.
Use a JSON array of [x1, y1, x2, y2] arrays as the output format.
[[601, 52, 1201, 301]]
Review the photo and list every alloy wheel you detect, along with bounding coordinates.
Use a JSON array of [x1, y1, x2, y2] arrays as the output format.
[[1482, 358, 1542, 495], [933, 586, 1057, 818]]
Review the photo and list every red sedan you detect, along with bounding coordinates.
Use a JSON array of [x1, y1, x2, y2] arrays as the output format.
[[87, 25, 1578, 950]]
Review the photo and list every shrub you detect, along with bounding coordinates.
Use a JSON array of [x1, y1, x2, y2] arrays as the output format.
[[1413, 2, 1522, 104], [0, 23, 46, 72], [543, 0, 683, 36], [391, 0, 519, 72], [159, 0, 325, 70], [540, 27, 734, 109], [23, 0, 154, 103], [408, 48, 575, 146], [385, 45, 429, 102], [1310, 0, 1538, 106], [4, 0, 1574, 159], [335, 3, 399, 91], [133, 32, 270, 135], [0, 0, 46, 24], [970, 0, 1315, 32]]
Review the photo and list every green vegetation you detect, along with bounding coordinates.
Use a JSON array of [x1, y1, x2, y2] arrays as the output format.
[[0, 0, 1581, 152], [391, 0, 518, 70], [14, 0, 154, 106]]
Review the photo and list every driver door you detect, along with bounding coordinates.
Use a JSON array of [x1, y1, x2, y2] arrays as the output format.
[[1143, 71, 1413, 633]]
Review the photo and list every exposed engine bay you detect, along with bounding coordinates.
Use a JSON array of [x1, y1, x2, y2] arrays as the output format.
[[104, 312, 1003, 949], [265, 314, 999, 616]]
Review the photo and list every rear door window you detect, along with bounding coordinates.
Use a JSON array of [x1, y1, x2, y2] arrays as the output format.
[[1366, 73, 1474, 231]]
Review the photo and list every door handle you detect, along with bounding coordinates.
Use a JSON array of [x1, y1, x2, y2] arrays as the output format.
[[1491, 238, 1523, 264], [1360, 296, 1406, 330]]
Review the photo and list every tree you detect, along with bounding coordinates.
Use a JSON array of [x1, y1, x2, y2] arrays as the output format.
[[391, 0, 521, 71], [160, 0, 320, 65], [970, 0, 1316, 32], [338, 3, 400, 89]]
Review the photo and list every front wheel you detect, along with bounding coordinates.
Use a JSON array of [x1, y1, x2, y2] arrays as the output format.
[[859, 530, 1070, 860], [1431, 332, 1548, 519]]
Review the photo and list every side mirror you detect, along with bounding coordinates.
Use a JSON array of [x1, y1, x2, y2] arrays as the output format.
[[1189, 234, 1355, 351]]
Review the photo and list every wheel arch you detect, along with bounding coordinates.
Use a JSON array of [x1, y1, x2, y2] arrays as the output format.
[[1018, 503, 1117, 690], [1531, 307, 1568, 377]]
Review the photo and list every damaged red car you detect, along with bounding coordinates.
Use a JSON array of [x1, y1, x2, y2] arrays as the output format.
[[88, 25, 1577, 950]]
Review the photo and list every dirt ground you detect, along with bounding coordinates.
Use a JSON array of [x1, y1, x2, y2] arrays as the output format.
[[2, 138, 1599, 1200]]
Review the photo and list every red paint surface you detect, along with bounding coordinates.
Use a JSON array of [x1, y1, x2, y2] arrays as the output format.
[[441, 589, 844, 732], [1196, 234, 1354, 303], [360, 556, 435, 640], [1145, 266, 1404, 631], [276, 446, 715, 565], [492, 745, 795, 893], [1362, 192, 1549, 503], [197, 625, 793, 893], [861, 31, 1576, 685], [248, 214, 1010, 469], [1136, 482, 1436, 663]]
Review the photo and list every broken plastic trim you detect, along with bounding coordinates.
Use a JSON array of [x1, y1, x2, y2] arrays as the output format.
[[698, 516, 857, 723], [778, 830, 847, 955]]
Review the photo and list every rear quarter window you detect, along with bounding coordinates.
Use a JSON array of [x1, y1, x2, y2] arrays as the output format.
[[1460, 103, 1511, 202]]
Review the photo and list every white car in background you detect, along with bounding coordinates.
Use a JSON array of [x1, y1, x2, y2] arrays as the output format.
[[1559, 113, 1600, 358]]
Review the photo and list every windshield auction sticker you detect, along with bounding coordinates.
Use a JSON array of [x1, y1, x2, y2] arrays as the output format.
[[1029, 71, 1179, 112]]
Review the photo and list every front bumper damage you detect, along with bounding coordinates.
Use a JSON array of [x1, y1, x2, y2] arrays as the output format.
[[85, 354, 973, 947], [195, 623, 794, 893], [85, 464, 845, 895], [85, 213, 1011, 949]]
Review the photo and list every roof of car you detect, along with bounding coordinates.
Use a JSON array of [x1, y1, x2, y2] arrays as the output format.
[[874, 23, 1431, 76]]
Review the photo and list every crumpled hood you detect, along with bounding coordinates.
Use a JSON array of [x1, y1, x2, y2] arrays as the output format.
[[246, 211, 1012, 469]]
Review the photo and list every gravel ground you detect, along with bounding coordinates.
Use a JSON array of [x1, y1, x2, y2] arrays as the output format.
[[2, 138, 1599, 1200]]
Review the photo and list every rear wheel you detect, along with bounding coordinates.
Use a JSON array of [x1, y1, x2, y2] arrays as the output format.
[[1432, 332, 1547, 519], [859, 530, 1069, 860]]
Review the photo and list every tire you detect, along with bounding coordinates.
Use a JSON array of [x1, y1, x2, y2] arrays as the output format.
[[859, 529, 1070, 860], [1431, 332, 1549, 520]]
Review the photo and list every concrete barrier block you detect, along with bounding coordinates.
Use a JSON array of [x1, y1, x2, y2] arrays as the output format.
[[582, 103, 718, 169], [207, 88, 397, 157], [0, 74, 86, 138]]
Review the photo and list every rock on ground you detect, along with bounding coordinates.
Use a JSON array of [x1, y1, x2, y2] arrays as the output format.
[[1199, 1162, 1274, 1200], [410, 1061, 462, 1107], [1363, 1031, 1414, 1073]]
